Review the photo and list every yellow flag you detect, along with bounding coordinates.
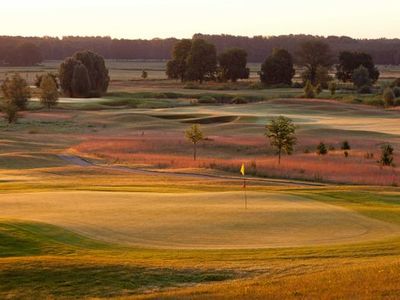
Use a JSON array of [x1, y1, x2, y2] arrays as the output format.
[[240, 163, 245, 176]]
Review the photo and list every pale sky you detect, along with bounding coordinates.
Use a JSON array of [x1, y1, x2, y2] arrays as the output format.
[[1, 0, 399, 39]]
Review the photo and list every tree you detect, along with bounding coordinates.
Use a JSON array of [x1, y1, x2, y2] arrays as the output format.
[[185, 39, 217, 83], [316, 142, 328, 155], [1, 73, 31, 110], [218, 48, 249, 82], [352, 66, 371, 91], [59, 51, 109, 98], [297, 41, 333, 85], [35, 73, 59, 89], [329, 82, 337, 95], [40, 74, 59, 109], [303, 81, 315, 98], [265, 116, 297, 164], [383, 88, 395, 107], [380, 144, 394, 166], [185, 124, 204, 161], [166, 39, 192, 82], [341, 141, 351, 150], [260, 49, 295, 85], [336, 51, 380, 83], [141, 70, 148, 79], [1, 103, 19, 124], [71, 63, 91, 98]]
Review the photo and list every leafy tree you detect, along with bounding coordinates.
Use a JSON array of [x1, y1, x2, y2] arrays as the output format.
[[316, 142, 328, 155], [141, 70, 148, 79], [260, 49, 295, 85], [380, 144, 394, 166], [166, 39, 192, 82], [1, 103, 19, 124], [383, 87, 395, 107], [218, 48, 249, 82], [185, 124, 204, 161], [35, 73, 59, 89], [59, 51, 109, 98], [40, 74, 59, 109], [352, 66, 371, 91], [185, 39, 217, 83], [336, 51, 380, 83], [315, 66, 332, 88], [265, 116, 297, 164], [303, 81, 315, 98], [297, 41, 333, 85], [71, 63, 91, 98], [59, 57, 79, 97], [1, 73, 31, 110], [341, 141, 351, 150]]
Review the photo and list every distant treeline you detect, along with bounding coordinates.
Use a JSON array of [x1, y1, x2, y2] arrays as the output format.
[[1, 34, 400, 66]]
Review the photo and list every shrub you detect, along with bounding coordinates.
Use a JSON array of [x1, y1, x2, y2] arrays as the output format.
[[292, 82, 303, 89], [198, 95, 217, 104], [315, 84, 323, 95], [341, 140, 351, 150], [358, 85, 372, 94], [383, 87, 395, 107], [328, 82, 337, 95], [231, 97, 248, 104], [316, 142, 328, 155], [379, 144, 394, 166], [303, 81, 315, 98]]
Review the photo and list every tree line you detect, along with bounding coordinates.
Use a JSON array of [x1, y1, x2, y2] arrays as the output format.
[[1, 34, 400, 66]]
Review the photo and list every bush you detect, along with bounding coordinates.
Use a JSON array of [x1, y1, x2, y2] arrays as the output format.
[[1, 73, 31, 110], [379, 144, 394, 166], [390, 78, 400, 88], [303, 81, 315, 98], [341, 140, 351, 150], [1, 103, 19, 124], [316, 142, 328, 155], [383, 87, 395, 107], [328, 82, 337, 95], [198, 95, 217, 104], [292, 82, 303, 89], [231, 97, 248, 104], [315, 84, 323, 95]]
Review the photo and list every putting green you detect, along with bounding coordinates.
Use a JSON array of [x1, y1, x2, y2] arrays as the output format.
[[1, 191, 399, 249]]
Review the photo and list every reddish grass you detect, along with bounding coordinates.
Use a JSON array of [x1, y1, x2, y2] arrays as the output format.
[[72, 135, 400, 186]]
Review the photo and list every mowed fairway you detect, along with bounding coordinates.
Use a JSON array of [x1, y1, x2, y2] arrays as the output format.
[[2, 191, 399, 249]]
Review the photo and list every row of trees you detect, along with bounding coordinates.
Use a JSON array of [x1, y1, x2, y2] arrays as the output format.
[[0, 73, 58, 123], [166, 39, 380, 91], [185, 118, 395, 167], [1, 34, 400, 65], [166, 39, 249, 83]]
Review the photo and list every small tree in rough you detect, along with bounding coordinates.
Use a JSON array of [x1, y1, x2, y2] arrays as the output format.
[[383, 87, 395, 107], [141, 70, 148, 79], [40, 74, 59, 109], [265, 116, 297, 164], [185, 124, 204, 161], [1, 73, 31, 110], [380, 144, 394, 166], [317, 142, 328, 155], [341, 141, 351, 150], [1, 103, 19, 124], [303, 81, 315, 98], [328, 82, 337, 95]]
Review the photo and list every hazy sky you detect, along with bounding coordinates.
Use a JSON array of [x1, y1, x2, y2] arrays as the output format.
[[2, 0, 399, 39]]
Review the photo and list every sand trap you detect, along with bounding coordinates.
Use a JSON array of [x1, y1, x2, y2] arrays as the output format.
[[1, 191, 399, 249]]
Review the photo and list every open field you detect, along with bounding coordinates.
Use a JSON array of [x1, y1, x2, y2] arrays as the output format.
[[1, 61, 400, 298]]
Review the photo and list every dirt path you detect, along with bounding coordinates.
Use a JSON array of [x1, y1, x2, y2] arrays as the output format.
[[58, 154, 326, 187]]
